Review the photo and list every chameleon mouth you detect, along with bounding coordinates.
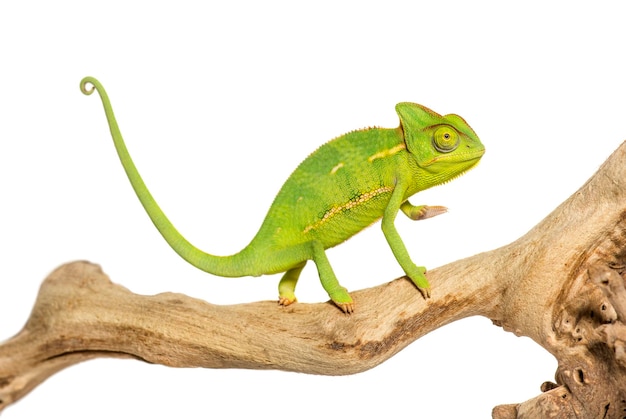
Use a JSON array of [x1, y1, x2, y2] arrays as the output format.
[[435, 155, 483, 186], [423, 148, 485, 167], [417, 148, 485, 187]]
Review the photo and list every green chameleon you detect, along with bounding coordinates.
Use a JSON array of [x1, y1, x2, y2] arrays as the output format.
[[80, 77, 485, 313]]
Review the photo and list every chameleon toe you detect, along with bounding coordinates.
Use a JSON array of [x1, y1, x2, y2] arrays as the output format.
[[335, 301, 355, 314], [278, 296, 297, 306]]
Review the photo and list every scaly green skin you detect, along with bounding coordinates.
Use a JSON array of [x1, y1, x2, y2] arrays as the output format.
[[80, 77, 485, 313]]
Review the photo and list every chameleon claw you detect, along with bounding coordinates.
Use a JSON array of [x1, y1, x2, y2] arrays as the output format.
[[408, 266, 431, 299], [416, 205, 448, 220], [334, 300, 355, 314], [418, 285, 432, 299], [278, 296, 297, 307], [328, 287, 354, 313]]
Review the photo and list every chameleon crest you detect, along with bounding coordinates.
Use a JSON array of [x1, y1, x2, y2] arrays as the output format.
[[81, 77, 485, 313]]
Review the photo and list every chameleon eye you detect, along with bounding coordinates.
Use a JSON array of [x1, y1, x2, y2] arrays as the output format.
[[432, 126, 459, 153]]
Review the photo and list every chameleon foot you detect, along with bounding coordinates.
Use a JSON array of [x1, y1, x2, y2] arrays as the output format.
[[329, 289, 355, 314], [334, 300, 355, 314], [409, 266, 432, 299], [278, 296, 297, 306], [416, 205, 448, 220], [278, 264, 304, 308], [417, 284, 431, 299], [401, 203, 448, 221]]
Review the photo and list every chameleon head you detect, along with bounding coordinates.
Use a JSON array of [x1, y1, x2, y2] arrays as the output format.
[[395, 102, 485, 186]]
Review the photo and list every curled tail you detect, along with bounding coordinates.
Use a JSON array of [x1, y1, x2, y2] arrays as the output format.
[[80, 77, 247, 277]]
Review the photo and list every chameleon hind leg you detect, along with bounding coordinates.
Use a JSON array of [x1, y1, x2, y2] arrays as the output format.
[[310, 240, 354, 313], [278, 262, 306, 306]]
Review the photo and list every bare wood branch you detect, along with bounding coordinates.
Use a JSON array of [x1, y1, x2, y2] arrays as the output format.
[[2, 143, 626, 417]]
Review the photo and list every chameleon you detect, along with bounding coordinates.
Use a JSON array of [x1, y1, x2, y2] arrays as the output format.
[[80, 76, 485, 313]]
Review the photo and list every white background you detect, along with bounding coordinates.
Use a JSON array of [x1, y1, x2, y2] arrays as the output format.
[[1, 1, 625, 417]]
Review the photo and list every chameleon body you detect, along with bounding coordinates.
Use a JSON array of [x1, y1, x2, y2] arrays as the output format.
[[80, 77, 485, 313]]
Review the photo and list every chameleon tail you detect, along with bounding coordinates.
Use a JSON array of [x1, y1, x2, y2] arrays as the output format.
[[80, 77, 248, 277]]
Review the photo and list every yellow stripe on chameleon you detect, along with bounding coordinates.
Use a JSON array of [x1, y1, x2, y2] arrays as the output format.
[[367, 143, 406, 163], [330, 162, 344, 175], [303, 186, 393, 233]]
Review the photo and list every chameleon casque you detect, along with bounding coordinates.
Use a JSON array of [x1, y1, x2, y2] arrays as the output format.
[[80, 77, 485, 313]]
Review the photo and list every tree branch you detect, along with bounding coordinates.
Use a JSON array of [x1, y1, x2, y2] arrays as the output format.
[[2, 143, 626, 417]]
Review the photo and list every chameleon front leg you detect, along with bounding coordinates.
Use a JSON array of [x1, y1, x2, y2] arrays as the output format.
[[278, 262, 306, 306], [382, 183, 432, 298], [310, 241, 354, 313], [400, 201, 448, 221]]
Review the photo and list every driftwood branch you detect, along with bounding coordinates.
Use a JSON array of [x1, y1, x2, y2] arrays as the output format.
[[2, 143, 626, 417]]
